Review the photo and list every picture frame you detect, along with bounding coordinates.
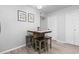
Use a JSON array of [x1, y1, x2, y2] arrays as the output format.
[[17, 10, 27, 22], [28, 13, 34, 23]]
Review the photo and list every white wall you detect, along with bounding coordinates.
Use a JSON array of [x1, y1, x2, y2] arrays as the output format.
[[47, 14, 57, 40], [47, 6, 79, 45], [0, 5, 40, 52]]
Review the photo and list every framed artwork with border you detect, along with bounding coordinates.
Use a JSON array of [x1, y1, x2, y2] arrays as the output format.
[[17, 10, 27, 22], [28, 13, 34, 23]]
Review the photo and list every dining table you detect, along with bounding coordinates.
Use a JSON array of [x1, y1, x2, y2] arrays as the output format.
[[27, 30, 52, 52], [27, 30, 52, 38]]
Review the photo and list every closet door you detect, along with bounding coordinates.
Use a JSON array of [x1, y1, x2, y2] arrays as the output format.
[[65, 12, 74, 44], [65, 10, 79, 45], [73, 11, 79, 45]]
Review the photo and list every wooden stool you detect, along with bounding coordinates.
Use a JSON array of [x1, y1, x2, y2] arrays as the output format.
[[44, 36, 52, 51], [26, 35, 33, 48], [34, 37, 47, 54]]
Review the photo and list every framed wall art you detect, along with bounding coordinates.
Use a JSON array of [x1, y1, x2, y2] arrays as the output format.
[[17, 10, 27, 22], [28, 13, 34, 23]]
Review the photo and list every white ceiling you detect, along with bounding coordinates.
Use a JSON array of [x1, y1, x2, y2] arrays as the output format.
[[39, 5, 72, 14], [30, 5, 72, 17], [31, 5, 72, 14]]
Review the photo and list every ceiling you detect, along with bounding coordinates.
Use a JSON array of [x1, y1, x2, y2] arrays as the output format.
[[41, 5, 72, 14], [32, 5, 72, 14], [31, 5, 72, 17]]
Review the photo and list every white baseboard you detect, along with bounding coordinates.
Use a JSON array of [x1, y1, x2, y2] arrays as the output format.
[[0, 44, 26, 54], [56, 40, 67, 43]]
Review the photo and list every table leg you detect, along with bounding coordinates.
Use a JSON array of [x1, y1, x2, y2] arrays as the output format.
[[50, 38, 52, 48]]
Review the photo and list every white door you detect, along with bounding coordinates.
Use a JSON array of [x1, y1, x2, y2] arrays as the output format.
[[73, 11, 79, 45], [65, 11, 74, 44], [65, 10, 79, 45], [40, 17, 47, 30]]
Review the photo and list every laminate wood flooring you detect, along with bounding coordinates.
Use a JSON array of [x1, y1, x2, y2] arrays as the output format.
[[5, 40, 79, 54]]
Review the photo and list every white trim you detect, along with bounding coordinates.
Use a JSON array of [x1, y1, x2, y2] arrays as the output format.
[[0, 44, 26, 54], [56, 40, 67, 43]]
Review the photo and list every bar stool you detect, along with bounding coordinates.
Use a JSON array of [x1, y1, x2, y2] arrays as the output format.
[[26, 35, 33, 48], [34, 37, 47, 54], [44, 36, 52, 51]]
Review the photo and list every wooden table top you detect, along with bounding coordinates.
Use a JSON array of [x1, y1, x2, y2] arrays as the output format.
[[28, 30, 52, 34]]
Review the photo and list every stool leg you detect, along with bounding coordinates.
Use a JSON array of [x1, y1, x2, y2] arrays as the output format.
[[50, 38, 52, 48], [35, 40, 37, 51], [47, 40, 49, 51], [39, 41, 41, 54], [44, 41, 47, 52], [32, 38, 34, 47]]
